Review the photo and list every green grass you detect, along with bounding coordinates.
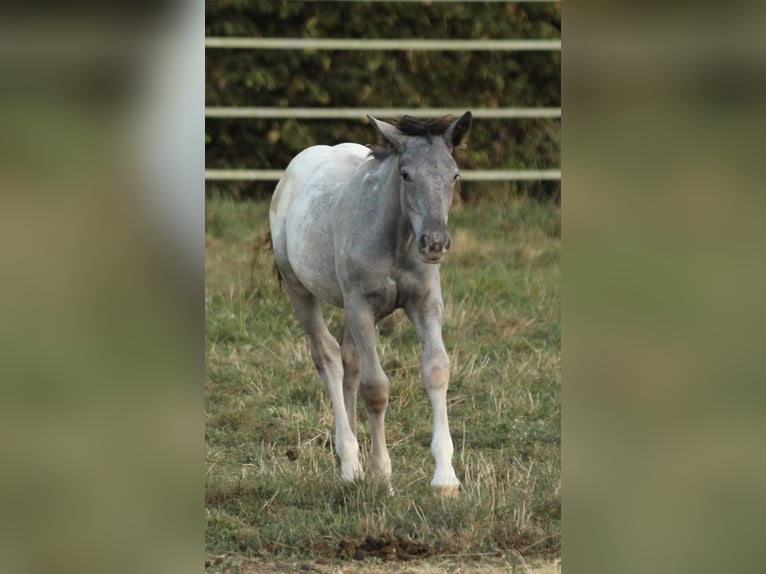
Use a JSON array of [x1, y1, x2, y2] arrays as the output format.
[[205, 193, 560, 567]]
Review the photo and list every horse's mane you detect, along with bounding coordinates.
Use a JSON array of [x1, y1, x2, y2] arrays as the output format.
[[394, 115, 453, 138], [369, 115, 453, 159]]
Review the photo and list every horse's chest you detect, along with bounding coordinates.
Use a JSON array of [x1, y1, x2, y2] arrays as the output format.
[[357, 276, 398, 319], [339, 252, 417, 319]]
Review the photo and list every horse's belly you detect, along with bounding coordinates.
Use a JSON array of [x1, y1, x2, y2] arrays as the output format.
[[291, 253, 344, 307]]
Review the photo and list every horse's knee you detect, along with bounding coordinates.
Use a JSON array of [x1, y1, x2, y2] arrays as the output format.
[[340, 340, 360, 376], [360, 372, 389, 415], [425, 350, 450, 392]]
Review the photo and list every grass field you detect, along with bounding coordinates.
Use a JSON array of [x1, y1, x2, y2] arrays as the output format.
[[205, 191, 560, 572]]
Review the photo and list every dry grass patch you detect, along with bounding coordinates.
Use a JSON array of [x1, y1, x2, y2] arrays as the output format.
[[205, 194, 560, 568]]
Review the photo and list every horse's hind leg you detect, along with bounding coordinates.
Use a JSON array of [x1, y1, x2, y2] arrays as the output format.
[[281, 277, 362, 481], [340, 322, 360, 435], [344, 298, 392, 482]]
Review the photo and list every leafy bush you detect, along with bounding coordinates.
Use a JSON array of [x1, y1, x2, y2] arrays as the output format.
[[205, 1, 560, 200]]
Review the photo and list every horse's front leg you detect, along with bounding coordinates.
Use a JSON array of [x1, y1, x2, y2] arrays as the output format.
[[344, 297, 392, 482], [405, 296, 460, 496]]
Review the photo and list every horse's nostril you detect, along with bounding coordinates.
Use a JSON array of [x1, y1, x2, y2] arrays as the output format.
[[420, 232, 450, 254]]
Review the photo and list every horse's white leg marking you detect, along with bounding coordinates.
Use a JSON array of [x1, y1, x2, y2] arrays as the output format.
[[406, 298, 460, 496], [340, 323, 360, 435], [314, 335, 363, 482], [285, 288, 362, 482], [345, 300, 392, 481], [424, 347, 459, 495]]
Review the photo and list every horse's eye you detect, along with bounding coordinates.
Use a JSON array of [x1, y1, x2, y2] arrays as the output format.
[[401, 170, 411, 182], [453, 173, 460, 181]]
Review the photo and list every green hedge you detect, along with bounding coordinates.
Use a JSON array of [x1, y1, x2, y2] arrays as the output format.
[[205, 1, 560, 200]]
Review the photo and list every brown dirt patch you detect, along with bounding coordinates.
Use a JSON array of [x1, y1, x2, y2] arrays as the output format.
[[207, 553, 560, 574], [337, 534, 431, 561]]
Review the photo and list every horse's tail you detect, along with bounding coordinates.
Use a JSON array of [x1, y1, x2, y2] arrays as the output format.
[[259, 229, 273, 253], [266, 230, 284, 288], [252, 229, 283, 289]]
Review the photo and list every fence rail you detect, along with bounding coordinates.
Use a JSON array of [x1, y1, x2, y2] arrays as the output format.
[[206, 107, 561, 120], [205, 37, 561, 51], [205, 169, 561, 182], [206, 24, 561, 183]]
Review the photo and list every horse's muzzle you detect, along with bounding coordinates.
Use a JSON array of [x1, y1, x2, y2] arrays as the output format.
[[419, 231, 451, 264]]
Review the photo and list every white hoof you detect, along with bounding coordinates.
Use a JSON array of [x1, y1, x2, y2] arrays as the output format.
[[340, 464, 364, 482], [336, 433, 362, 482], [432, 483, 460, 497], [431, 466, 460, 497]]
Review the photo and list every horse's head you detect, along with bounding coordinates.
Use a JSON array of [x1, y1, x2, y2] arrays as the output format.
[[368, 112, 472, 264]]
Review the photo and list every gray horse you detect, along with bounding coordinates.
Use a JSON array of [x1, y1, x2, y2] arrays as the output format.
[[269, 112, 472, 495]]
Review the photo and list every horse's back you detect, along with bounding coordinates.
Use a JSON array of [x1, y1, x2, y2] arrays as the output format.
[[270, 143, 370, 306], [270, 143, 368, 226]]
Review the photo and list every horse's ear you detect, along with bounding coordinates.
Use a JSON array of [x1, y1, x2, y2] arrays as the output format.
[[444, 111, 472, 150], [367, 115, 405, 152]]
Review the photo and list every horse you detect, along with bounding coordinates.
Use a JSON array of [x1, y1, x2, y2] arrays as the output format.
[[269, 112, 472, 496]]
